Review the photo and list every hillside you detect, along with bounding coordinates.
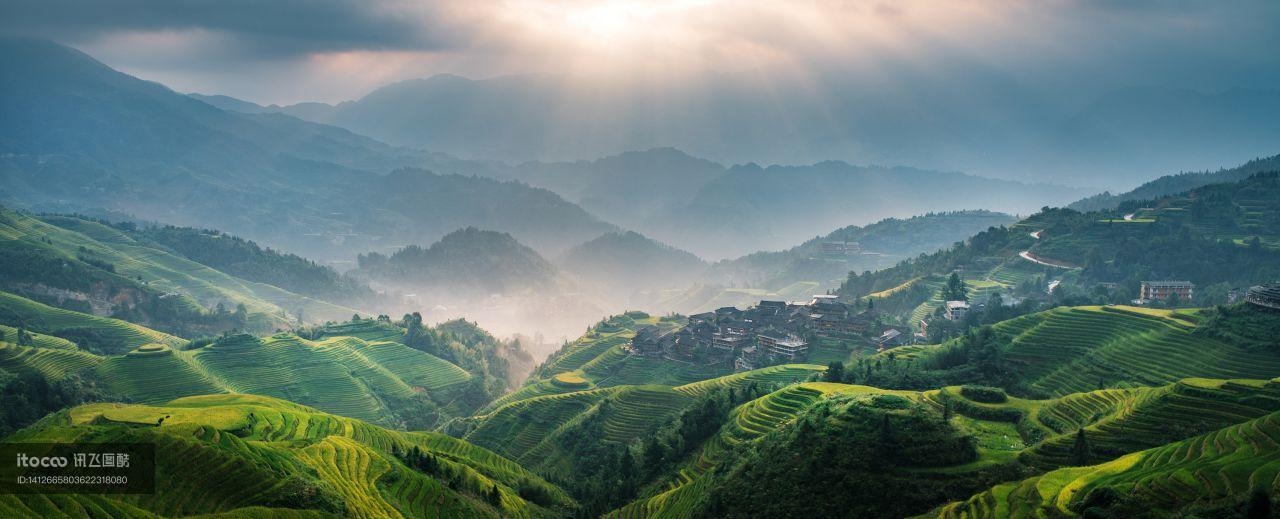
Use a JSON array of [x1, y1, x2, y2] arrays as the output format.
[[1070, 153, 1280, 212], [356, 228, 561, 295], [638, 162, 1084, 260], [125, 223, 377, 305], [833, 172, 1280, 340], [927, 407, 1280, 518], [0, 394, 574, 518], [558, 231, 708, 295], [0, 206, 362, 334], [0, 38, 615, 262]]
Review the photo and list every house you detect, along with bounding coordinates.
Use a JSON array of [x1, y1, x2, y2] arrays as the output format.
[[711, 329, 748, 351], [715, 306, 743, 320], [1246, 283, 1280, 310], [688, 312, 717, 325], [735, 345, 760, 371], [821, 241, 861, 257], [876, 328, 904, 352], [944, 300, 969, 321], [758, 333, 808, 361], [630, 326, 668, 357], [1139, 281, 1194, 303]]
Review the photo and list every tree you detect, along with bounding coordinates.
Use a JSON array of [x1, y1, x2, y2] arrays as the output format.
[[1247, 487, 1272, 519], [825, 361, 845, 382], [1072, 428, 1091, 466], [943, 272, 968, 302]]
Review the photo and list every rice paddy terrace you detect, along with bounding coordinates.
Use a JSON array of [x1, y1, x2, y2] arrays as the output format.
[[0, 291, 187, 354], [0, 394, 574, 518], [0, 293, 475, 427], [924, 409, 1280, 518], [94, 332, 472, 426], [987, 305, 1280, 397], [610, 382, 914, 519]]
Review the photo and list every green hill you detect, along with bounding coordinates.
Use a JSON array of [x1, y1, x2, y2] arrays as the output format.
[[93, 332, 473, 427], [354, 227, 563, 295], [0, 394, 573, 518], [0, 291, 186, 355], [837, 172, 1280, 340], [0, 207, 363, 335], [926, 409, 1280, 518], [1069, 153, 1280, 212]]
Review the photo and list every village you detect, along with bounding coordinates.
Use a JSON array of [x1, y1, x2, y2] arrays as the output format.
[[624, 276, 1261, 373], [625, 295, 912, 371]]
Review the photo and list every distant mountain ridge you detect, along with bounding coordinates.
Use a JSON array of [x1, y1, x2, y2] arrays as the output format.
[[354, 227, 561, 294], [0, 37, 615, 264], [1069, 153, 1280, 212], [204, 72, 1280, 189], [557, 231, 708, 294]]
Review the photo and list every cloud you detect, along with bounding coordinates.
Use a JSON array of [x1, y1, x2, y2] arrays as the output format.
[[0, 0, 1276, 107], [0, 0, 461, 57]]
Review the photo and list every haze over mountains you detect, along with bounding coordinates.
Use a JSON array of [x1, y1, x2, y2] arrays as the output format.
[[197, 73, 1280, 190]]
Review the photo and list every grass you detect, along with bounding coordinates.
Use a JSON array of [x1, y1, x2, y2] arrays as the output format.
[[0, 394, 572, 518]]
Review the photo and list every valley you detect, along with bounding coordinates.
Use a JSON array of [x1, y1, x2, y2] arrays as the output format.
[[2, 9, 1280, 517]]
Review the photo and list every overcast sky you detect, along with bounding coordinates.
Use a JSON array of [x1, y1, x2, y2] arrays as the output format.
[[2, 0, 1278, 106]]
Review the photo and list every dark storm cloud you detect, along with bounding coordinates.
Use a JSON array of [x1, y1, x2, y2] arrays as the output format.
[[0, 0, 454, 57]]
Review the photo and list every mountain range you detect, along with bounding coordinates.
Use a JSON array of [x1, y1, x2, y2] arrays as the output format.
[[197, 73, 1280, 190]]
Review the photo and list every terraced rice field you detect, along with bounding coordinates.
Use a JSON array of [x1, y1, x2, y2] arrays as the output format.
[[601, 386, 694, 442], [992, 306, 1280, 397], [97, 346, 227, 404], [928, 411, 1280, 518], [0, 291, 187, 353], [612, 382, 906, 519], [0, 394, 566, 518], [0, 343, 102, 379], [0, 324, 78, 350], [1024, 378, 1280, 468], [673, 364, 826, 397], [89, 333, 471, 424], [465, 389, 616, 461]]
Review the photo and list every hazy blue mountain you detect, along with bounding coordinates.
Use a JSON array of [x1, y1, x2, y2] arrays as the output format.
[[504, 148, 726, 226], [642, 162, 1086, 259], [558, 231, 708, 294], [0, 38, 614, 262], [1069, 154, 1280, 212], [260, 73, 1280, 189], [354, 227, 561, 294]]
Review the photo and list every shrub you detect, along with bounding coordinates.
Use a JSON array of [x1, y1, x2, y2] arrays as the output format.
[[961, 384, 1008, 403]]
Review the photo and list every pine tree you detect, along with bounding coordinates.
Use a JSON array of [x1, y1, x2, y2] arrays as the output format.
[[1072, 428, 1091, 466]]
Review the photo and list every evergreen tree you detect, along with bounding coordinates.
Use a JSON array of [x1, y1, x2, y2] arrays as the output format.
[[825, 361, 845, 382], [943, 272, 968, 302], [1072, 428, 1092, 466], [1247, 487, 1272, 519]]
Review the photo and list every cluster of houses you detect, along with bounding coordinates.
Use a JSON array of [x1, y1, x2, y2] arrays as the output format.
[[627, 295, 907, 371]]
